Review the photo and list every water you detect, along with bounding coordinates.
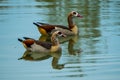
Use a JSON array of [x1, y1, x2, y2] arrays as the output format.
[[0, 0, 120, 80]]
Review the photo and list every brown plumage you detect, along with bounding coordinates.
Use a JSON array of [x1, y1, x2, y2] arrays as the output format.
[[33, 11, 83, 36], [18, 38, 34, 48]]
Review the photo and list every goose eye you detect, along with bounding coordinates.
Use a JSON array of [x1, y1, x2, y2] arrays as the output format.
[[73, 11, 76, 15], [58, 32, 62, 35]]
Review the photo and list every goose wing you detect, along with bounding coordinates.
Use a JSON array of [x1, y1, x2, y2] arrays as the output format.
[[33, 22, 70, 31], [35, 40, 52, 49]]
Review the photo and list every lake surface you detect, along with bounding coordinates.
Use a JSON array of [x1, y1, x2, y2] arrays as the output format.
[[0, 0, 120, 80]]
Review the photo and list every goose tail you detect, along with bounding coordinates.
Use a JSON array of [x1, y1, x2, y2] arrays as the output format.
[[18, 38, 23, 42]]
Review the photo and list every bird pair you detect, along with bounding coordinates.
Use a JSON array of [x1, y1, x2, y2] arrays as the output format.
[[18, 11, 82, 53]]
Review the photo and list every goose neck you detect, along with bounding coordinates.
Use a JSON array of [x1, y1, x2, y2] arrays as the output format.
[[51, 34, 59, 46], [68, 14, 74, 29]]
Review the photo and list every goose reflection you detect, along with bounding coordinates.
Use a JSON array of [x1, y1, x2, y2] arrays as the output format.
[[18, 51, 51, 61], [18, 50, 65, 70], [68, 35, 82, 55]]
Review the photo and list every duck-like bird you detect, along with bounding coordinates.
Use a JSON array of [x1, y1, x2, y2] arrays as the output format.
[[18, 30, 66, 53], [33, 11, 83, 36]]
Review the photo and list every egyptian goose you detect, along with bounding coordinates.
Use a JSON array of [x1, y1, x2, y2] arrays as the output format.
[[33, 11, 82, 36], [18, 30, 66, 53]]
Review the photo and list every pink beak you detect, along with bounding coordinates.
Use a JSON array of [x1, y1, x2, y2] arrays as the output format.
[[77, 14, 83, 18]]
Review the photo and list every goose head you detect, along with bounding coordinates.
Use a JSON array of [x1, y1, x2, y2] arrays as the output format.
[[51, 30, 66, 38], [69, 11, 83, 18], [50, 30, 66, 52]]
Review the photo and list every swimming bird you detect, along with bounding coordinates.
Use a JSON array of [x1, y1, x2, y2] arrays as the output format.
[[18, 30, 66, 53], [33, 11, 82, 36]]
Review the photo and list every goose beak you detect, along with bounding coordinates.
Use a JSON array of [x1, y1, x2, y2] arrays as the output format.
[[77, 14, 83, 18], [61, 34, 67, 38]]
